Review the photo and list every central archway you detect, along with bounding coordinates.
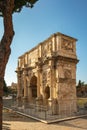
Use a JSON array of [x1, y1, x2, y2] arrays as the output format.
[[30, 75, 37, 98]]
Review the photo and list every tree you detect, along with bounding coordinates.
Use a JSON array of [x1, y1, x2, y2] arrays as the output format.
[[3, 80, 8, 95], [76, 80, 85, 88], [0, 0, 38, 129], [76, 80, 87, 97]]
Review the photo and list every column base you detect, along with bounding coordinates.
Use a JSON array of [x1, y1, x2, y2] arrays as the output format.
[[35, 96, 43, 111], [48, 98, 53, 106], [36, 96, 43, 105], [48, 98, 58, 115], [52, 99, 58, 115], [17, 96, 22, 107], [48, 98, 53, 114], [23, 97, 29, 108]]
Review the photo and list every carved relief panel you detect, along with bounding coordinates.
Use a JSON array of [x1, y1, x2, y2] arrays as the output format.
[[61, 38, 74, 52], [57, 61, 72, 80], [63, 62, 71, 78]]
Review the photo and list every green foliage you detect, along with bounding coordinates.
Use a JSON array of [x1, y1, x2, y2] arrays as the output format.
[[76, 80, 85, 88], [77, 98, 87, 107], [0, 0, 38, 16], [14, 0, 38, 12], [76, 80, 87, 97]]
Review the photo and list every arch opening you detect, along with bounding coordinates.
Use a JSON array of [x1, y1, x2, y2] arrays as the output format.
[[30, 75, 37, 98]]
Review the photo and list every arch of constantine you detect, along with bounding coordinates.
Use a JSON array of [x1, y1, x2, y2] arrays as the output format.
[[16, 32, 79, 115]]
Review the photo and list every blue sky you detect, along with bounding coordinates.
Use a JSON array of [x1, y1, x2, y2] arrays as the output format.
[[0, 0, 87, 85]]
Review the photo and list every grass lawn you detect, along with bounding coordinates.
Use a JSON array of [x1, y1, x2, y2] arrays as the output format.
[[77, 98, 87, 107]]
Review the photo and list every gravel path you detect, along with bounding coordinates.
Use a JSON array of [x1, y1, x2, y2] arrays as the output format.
[[3, 108, 87, 130]]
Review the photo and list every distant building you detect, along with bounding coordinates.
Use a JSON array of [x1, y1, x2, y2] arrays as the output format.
[[11, 82, 17, 91], [16, 32, 78, 114], [7, 82, 17, 94]]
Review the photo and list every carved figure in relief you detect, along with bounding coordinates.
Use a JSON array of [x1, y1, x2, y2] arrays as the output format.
[[42, 44, 47, 58], [42, 71, 47, 86], [49, 41, 52, 52], [47, 70, 50, 79]]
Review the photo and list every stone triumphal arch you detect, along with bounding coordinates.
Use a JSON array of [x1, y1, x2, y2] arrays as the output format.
[[16, 32, 78, 114]]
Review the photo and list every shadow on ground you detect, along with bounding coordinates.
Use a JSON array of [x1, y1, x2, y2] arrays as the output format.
[[3, 108, 38, 122], [2, 123, 10, 130], [53, 116, 87, 130]]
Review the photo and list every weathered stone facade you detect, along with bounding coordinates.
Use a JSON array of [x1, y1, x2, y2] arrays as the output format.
[[16, 32, 78, 114]]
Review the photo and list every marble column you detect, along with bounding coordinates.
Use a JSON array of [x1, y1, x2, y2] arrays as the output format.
[[24, 77, 27, 98], [26, 78, 32, 102], [49, 61, 54, 99], [36, 67, 43, 105], [23, 70, 28, 108], [48, 61, 54, 107], [37, 68, 40, 96], [16, 71, 22, 107], [17, 76, 21, 98], [48, 60, 58, 114]]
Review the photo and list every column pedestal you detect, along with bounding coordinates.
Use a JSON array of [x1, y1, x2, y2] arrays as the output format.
[[36, 96, 43, 105], [48, 98, 53, 114], [17, 96, 22, 107], [48, 98, 58, 115], [35, 96, 43, 111], [23, 97, 29, 108], [52, 99, 58, 115]]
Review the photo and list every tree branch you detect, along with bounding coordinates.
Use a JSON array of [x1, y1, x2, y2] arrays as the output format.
[[0, 1, 3, 15]]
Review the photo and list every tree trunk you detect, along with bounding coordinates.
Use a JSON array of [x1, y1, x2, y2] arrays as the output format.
[[0, 0, 14, 129], [0, 78, 3, 130]]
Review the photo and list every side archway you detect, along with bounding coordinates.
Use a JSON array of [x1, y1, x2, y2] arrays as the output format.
[[30, 75, 37, 98]]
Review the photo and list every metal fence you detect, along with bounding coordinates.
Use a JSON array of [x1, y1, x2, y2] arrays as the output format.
[[3, 98, 87, 121]]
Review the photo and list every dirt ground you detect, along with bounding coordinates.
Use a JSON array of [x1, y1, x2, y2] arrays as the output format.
[[3, 108, 87, 130]]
